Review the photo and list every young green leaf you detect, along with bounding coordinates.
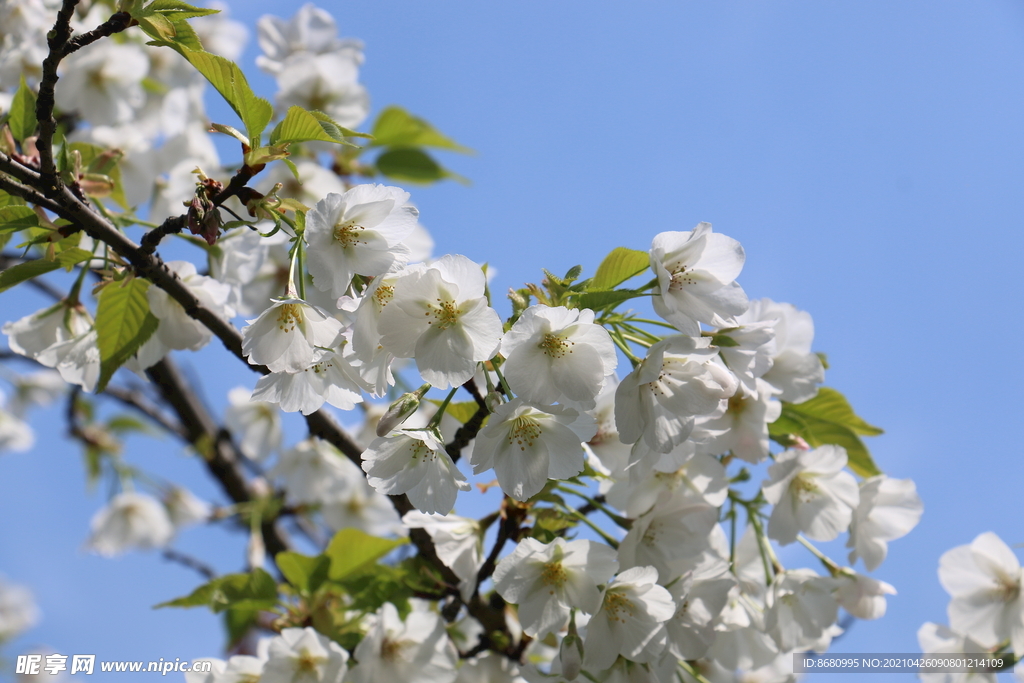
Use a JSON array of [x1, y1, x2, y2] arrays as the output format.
[[275, 551, 330, 595], [575, 288, 645, 312], [371, 106, 471, 152], [0, 259, 61, 294], [324, 528, 408, 581], [269, 106, 368, 147], [143, 0, 220, 19], [768, 387, 883, 477], [8, 75, 38, 143], [591, 247, 650, 290], [95, 277, 159, 392], [0, 206, 41, 234], [375, 148, 467, 185]]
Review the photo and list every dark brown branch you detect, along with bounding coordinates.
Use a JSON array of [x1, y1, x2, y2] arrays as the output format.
[[101, 384, 188, 440], [36, 0, 79, 181], [145, 357, 290, 559], [64, 11, 132, 57]]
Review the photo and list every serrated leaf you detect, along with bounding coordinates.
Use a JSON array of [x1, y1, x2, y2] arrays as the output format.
[[768, 387, 883, 477], [0, 191, 26, 208], [143, 0, 219, 18], [56, 247, 93, 270], [375, 147, 467, 185], [0, 206, 41, 233], [9, 75, 37, 143], [269, 106, 362, 146], [95, 277, 159, 392], [276, 551, 330, 595], [591, 247, 650, 290], [148, 44, 271, 141], [575, 288, 644, 311], [325, 528, 407, 581], [371, 106, 471, 152], [0, 259, 61, 293]]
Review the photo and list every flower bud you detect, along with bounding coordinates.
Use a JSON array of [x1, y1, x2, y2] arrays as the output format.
[[559, 633, 583, 681], [376, 384, 430, 436], [247, 531, 266, 570], [485, 390, 503, 413]]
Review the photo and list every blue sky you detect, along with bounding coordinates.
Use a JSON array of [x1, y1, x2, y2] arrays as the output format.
[[2, 1, 1024, 681]]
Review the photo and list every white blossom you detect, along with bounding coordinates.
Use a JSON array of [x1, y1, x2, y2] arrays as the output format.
[[696, 379, 780, 464], [163, 487, 212, 529], [470, 399, 596, 502], [251, 342, 368, 415], [262, 627, 348, 683], [617, 493, 719, 581], [142, 261, 234, 366], [649, 223, 748, 335], [321, 479, 403, 537], [224, 387, 282, 461], [493, 538, 619, 639], [271, 438, 356, 505], [764, 569, 839, 652], [404, 511, 483, 601], [361, 429, 469, 515], [241, 298, 344, 373], [378, 255, 502, 389], [305, 185, 419, 298], [847, 475, 923, 571], [939, 531, 1024, 656], [835, 572, 896, 620], [0, 399, 33, 453], [615, 335, 738, 454], [500, 305, 617, 407], [0, 575, 39, 640], [86, 491, 174, 556], [762, 445, 859, 545], [55, 41, 148, 124], [583, 566, 676, 671], [256, 3, 364, 75], [740, 299, 824, 404], [349, 602, 458, 683], [918, 622, 998, 683]]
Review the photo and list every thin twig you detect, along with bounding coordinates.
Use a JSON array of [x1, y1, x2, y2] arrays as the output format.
[[162, 549, 217, 581]]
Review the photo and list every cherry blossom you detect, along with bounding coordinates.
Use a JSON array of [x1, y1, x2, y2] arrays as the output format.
[[305, 185, 419, 299], [470, 399, 596, 502], [361, 429, 470, 514], [500, 305, 617, 406], [649, 223, 748, 335], [86, 492, 174, 557], [378, 255, 502, 389], [493, 538, 619, 639]]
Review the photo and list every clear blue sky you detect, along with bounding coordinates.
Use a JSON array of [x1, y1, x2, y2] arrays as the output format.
[[2, 2, 1024, 681]]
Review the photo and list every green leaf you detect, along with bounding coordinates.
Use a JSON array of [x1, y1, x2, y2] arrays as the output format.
[[55, 247, 93, 271], [371, 106, 471, 152], [426, 399, 482, 425], [269, 106, 361, 147], [95, 277, 159, 392], [154, 578, 221, 608], [155, 569, 279, 614], [333, 564, 412, 615], [0, 259, 61, 294], [375, 148, 467, 185], [69, 142, 129, 209], [0, 206, 41, 234], [9, 75, 38, 143], [0, 190, 26, 208], [275, 551, 330, 595], [575, 288, 645, 311], [143, 0, 220, 18], [223, 608, 257, 648], [768, 387, 883, 477], [325, 528, 408, 581], [591, 247, 650, 290], [147, 44, 271, 141]]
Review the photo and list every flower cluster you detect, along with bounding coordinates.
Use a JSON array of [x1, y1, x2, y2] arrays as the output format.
[[0, 2, 937, 683]]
